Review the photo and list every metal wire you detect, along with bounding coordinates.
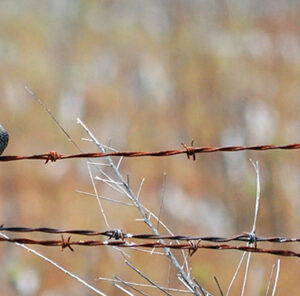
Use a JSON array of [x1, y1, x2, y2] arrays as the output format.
[[0, 226, 299, 258], [0, 143, 299, 163], [0, 226, 299, 243], [0, 235, 298, 258]]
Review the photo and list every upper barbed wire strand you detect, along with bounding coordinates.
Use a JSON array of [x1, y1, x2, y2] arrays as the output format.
[[0, 143, 299, 163]]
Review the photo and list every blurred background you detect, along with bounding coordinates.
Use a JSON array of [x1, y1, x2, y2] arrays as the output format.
[[0, 1, 300, 295]]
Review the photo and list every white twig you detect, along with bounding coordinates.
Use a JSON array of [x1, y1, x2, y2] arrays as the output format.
[[87, 163, 110, 227], [114, 276, 149, 296], [116, 157, 124, 170], [241, 160, 261, 296], [114, 283, 135, 296], [266, 264, 275, 295], [226, 253, 246, 296], [271, 260, 280, 296], [241, 252, 251, 296], [95, 176, 123, 185], [137, 178, 145, 201], [125, 260, 173, 296], [93, 165, 130, 197], [76, 190, 133, 207], [227, 159, 261, 296], [97, 277, 191, 293], [241, 160, 260, 296], [87, 162, 112, 167], [250, 159, 261, 233]]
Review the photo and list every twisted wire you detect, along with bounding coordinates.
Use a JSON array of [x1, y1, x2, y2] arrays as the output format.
[[0, 235, 298, 258], [0, 143, 299, 163], [1, 226, 299, 243]]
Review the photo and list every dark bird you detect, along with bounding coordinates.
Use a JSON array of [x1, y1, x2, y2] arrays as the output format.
[[0, 124, 9, 155]]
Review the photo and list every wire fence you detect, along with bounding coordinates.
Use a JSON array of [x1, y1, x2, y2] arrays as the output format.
[[1, 226, 299, 243], [2, 90, 299, 295], [1, 140, 299, 295], [0, 143, 299, 163], [0, 234, 299, 258], [0, 227, 299, 258]]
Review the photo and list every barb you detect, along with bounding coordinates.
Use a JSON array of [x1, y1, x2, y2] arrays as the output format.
[[1, 226, 299, 244], [0, 236, 299, 258], [0, 143, 299, 163]]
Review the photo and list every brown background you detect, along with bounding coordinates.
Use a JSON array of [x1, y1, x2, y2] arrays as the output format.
[[0, 1, 299, 295]]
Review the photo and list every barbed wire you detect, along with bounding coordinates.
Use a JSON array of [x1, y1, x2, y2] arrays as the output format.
[[0, 143, 299, 163], [1, 226, 299, 244], [0, 235, 298, 258]]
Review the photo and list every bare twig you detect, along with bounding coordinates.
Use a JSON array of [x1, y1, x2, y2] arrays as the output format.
[[125, 260, 173, 296], [77, 118, 202, 295], [97, 277, 191, 294], [114, 276, 150, 296], [214, 276, 224, 296], [114, 283, 135, 296], [87, 163, 110, 227], [266, 264, 276, 296], [271, 260, 280, 296], [227, 160, 261, 296], [24, 86, 83, 152], [241, 160, 261, 296]]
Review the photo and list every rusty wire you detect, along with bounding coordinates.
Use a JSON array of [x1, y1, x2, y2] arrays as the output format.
[[0, 235, 299, 258], [1, 226, 299, 258], [1, 226, 299, 244], [0, 143, 299, 163]]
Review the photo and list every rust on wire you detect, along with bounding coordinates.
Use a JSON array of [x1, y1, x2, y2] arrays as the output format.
[[61, 235, 74, 252], [181, 140, 196, 160], [0, 143, 299, 163], [45, 151, 60, 164], [0, 236, 299, 258]]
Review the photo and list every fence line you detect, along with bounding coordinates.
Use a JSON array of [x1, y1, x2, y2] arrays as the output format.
[[1, 226, 299, 258], [0, 235, 298, 258], [0, 226, 299, 244], [0, 143, 299, 163]]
